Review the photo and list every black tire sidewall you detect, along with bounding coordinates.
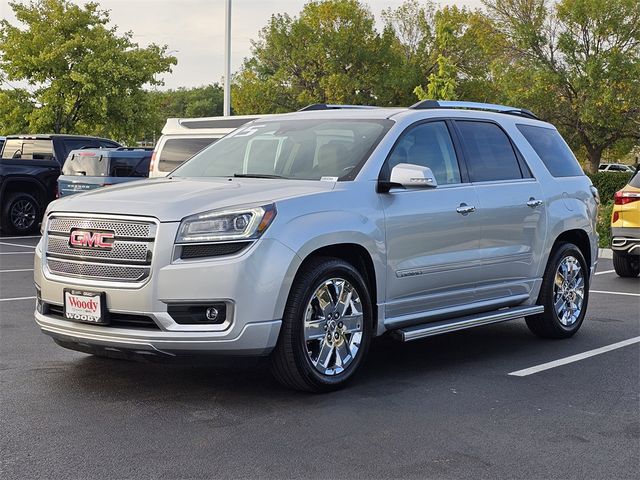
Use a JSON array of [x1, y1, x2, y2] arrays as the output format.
[[287, 259, 373, 390], [2, 193, 40, 234], [542, 244, 590, 334]]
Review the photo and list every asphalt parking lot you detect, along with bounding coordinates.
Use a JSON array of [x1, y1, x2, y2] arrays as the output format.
[[1, 235, 638, 480]]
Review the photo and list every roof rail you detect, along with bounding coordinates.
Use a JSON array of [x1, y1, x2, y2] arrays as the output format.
[[298, 103, 379, 112], [409, 100, 539, 120]]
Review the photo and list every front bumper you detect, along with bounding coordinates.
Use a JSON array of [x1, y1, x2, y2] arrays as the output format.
[[611, 227, 640, 256], [34, 224, 301, 356]]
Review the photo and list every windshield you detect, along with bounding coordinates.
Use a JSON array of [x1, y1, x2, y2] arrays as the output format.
[[171, 118, 392, 180]]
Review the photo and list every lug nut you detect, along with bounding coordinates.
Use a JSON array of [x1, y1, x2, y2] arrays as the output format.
[[334, 332, 340, 340], [338, 321, 343, 329], [323, 323, 328, 331]]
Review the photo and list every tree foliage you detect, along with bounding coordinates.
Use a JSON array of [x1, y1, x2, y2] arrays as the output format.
[[0, 0, 176, 143], [484, 0, 640, 171], [232, 0, 401, 114]]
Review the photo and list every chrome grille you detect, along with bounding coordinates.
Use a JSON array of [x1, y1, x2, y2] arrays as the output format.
[[47, 259, 148, 281], [48, 217, 154, 238], [47, 235, 150, 263], [45, 215, 156, 283]]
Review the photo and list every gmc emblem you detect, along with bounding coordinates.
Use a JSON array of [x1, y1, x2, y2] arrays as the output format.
[[69, 230, 115, 250]]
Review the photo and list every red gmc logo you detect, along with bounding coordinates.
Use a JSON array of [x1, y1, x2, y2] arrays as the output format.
[[69, 230, 115, 249]]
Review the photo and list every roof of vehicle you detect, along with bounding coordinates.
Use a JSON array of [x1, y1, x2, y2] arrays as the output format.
[[161, 115, 270, 135], [67, 147, 152, 157], [4, 134, 120, 142]]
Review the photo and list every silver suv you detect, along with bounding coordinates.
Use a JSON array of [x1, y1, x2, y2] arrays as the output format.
[[34, 101, 599, 392]]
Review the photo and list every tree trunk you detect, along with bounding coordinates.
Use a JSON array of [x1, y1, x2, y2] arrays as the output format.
[[585, 146, 603, 174]]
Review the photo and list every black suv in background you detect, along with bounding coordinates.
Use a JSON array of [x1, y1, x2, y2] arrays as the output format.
[[0, 134, 121, 234]]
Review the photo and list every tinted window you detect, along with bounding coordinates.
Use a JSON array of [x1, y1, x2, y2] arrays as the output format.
[[3, 139, 55, 160], [109, 154, 151, 177], [60, 139, 100, 163], [457, 121, 522, 182], [630, 172, 640, 188], [387, 121, 461, 185], [517, 124, 583, 177], [159, 138, 218, 172]]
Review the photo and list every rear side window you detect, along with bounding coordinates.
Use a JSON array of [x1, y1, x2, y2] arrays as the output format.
[[109, 155, 151, 177], [630, 172, 640, 188], [158, 138, 217, 173], [3, 139, 55, 160], [456, 121, 522, 182], [517, 124, 583, 177]]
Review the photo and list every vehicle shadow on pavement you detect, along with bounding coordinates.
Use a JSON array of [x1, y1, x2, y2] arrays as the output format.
[[53, 320, 542, 402]]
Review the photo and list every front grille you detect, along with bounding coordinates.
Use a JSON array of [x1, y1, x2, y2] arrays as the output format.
[[46, 303, 160, 330], [45, 215, 156, 283], [48, 217, 153, 238]]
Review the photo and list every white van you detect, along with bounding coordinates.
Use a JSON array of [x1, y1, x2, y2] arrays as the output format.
[[149, 115, 261, 177]]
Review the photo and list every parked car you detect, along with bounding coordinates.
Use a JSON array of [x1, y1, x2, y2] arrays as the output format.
[[611, 170, 640, 277], [34, 101, 598, 392], [149, 115, 261, 178], [0, 134, 121, 234], [0, 136, 5, 153], [598, 163, 636, 173], [58, 147, 152, 197]]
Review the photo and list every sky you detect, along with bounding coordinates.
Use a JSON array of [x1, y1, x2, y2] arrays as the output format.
[[0, 0, 484, 90]]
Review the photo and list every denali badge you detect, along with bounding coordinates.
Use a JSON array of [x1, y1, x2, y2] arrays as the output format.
[[69, 229, 115, 250]]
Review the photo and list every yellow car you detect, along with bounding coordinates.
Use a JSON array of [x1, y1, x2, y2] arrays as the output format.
[[611, 171, 640, 277]]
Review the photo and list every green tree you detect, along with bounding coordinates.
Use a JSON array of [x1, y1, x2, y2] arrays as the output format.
[[0, 88, 35, 134], [484, 0, 640, 172], [414, 21, 458, 100], [232, 0, 399, 114], [0, 0, 176, 143]]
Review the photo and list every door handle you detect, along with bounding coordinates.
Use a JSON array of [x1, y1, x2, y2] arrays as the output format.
[[456, 203, 476, 215], [527, 198, 543, 208]]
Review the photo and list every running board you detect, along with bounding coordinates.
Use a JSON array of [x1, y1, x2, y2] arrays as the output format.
[[392, 305, 544, 342]]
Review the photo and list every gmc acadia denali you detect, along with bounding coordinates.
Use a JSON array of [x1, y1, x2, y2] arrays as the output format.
[[34, 101, 599, 392]]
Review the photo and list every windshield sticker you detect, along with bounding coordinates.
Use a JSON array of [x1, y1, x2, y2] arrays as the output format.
[[320, 176, 339, 182], [233, 124, 267, 137]]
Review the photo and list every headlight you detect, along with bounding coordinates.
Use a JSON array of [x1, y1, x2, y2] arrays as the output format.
[[175, 204, 277, 243]]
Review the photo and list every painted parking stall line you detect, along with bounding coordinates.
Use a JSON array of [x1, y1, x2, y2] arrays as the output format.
[[0, 296, 36, 303], [0, 269, 34, 273], [590, 290, 640, 297], [594, 269, 615, 276], [0, 252, 35, 255], [509, 336, 640, 377], [0, 235, 41, 240], [0, 241, 37, 249]]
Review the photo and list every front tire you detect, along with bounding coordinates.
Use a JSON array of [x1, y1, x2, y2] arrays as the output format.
[[1, 192, 41, 235], [612, 251, 640, 278], [270, 257, 373, 392], [526, 243, 589, 339]]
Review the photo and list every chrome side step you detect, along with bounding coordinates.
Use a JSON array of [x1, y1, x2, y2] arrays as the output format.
[[392, 305, 544, 342]]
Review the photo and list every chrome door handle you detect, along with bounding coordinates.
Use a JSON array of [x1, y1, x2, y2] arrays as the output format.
[[527, 198, 543, 208], [456, 204, 476, 215]]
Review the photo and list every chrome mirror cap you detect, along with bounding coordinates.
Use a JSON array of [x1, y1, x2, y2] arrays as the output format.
[[389, 163, 438, 189]]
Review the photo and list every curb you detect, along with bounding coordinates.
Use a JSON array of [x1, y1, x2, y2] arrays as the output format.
[[599, 248, 613, 260]]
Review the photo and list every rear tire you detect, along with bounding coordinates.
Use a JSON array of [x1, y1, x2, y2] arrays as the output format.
[[270, 257, 373, 392], [612, 251, 640, 278], [1, 192, 41, 235], [526, 243, 589, 339]]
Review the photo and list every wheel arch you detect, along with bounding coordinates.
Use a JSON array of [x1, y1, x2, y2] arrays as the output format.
[[0, 177, 48, 207], [551, 229, 593, 272], [277, 241, 383, 337]]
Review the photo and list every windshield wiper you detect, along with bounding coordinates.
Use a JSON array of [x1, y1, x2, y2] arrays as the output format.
[[233, 173, 285, 179]]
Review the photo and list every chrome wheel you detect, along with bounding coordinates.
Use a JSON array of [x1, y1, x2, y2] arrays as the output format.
[[553, 255, 585, 326], [304, 278, 363, 376], [10, 199, 37, 231]]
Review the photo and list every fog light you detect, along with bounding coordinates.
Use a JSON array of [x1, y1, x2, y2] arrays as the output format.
[[205, 307, 219, 321]]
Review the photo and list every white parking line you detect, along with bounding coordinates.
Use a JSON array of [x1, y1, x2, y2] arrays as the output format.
[[0, 235, 41, 240], [509, 336, 640, 377], [590, 290, 640, 297], [594, 269, 615, 275], [0, 252, 34, 255], [0, 241, 36, 249], [0, 269, 34, 273], [0, 296, 36, 303]]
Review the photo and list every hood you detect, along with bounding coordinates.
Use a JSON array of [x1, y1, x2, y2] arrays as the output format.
[[49, 177, 335, 221]]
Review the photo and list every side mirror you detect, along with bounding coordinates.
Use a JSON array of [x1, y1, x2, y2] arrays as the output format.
[[389, 163, 438, 189]]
